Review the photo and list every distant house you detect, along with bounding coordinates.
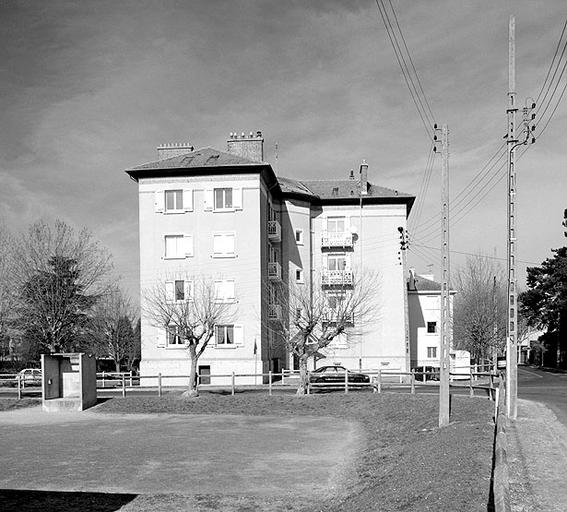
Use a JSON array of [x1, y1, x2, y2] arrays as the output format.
[[126, 132, 415, 384], [407, 269, 456, 370]]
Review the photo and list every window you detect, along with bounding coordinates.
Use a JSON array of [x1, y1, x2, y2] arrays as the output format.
[[155, 189, 192, 213], [166, 280, 193, 302], [327, 217, 346, 233], [295, 229, 304, 245], [427, 347, 437, 358], [427, 321, 437, 334], [296, 269, 304, 283], [167, 326, 184, 346], [213, 233, 236, 257], [214, 279, 235, 302], [327, 253, 347, 271], [164, 235, 193, 259], [216, 325, 234, 345], [165, 190, 183, 212], [214, 188, 232, 210]]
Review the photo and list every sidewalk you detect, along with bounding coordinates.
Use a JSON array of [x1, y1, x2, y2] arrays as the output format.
[[507, 399, 567, 511]]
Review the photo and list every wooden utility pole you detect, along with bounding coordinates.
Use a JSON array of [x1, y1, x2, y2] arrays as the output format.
[[438, 124, 450, 428], [506, 15, 518, 420]]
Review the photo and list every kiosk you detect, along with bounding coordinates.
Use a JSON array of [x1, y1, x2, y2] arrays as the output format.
[[41, 353, 97, 412]]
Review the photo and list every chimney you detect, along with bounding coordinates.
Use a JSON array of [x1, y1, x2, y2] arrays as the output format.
[[348, 169, 355, 180], [227, 131, 264, 162], [359, 159, 368, 195], [156, 142, 194, 160], [408, 268, 417, 290]]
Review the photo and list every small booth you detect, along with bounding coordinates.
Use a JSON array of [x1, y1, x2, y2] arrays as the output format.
[[41, 353, 97, 412]]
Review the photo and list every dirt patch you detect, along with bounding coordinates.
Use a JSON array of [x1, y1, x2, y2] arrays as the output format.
[[0, 398, 41, 412]]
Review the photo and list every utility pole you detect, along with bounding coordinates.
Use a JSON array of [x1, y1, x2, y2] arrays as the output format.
[[436, 124, 450, 428], [506, 15, 518, 420]]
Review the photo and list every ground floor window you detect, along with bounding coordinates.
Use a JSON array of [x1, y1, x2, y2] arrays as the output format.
[[198, 365, 211, 385], [167, 326, 184, 346], [427, 347, 437, 358], [216, 325, 234, 345]]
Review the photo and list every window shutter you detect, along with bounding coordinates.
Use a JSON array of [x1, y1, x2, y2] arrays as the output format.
[[226, 280, 236, 301], [157, 330, 166, 348], [234, 324, 244, 346], [183, 189, 193, 212], [165, 281, 174, 302], [321, 216, 327, 232], [233, 187, 243, 210], [183, 235, 193, 257], [154, 190, 165, 213], [208, 327, 217, 348], [204, 188, 213, 211], [345, 254, 352, 271], [185, 280, 194, 300]]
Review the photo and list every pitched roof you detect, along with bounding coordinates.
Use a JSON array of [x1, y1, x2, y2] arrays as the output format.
[[410, 275, 442, 291], [126, 147, 265, 173], [125, 146, 415, 210]]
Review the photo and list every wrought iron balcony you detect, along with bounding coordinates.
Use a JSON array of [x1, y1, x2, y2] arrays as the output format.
[[268, 303, 282, 321], [321, 231, 353, 248], [267, 220, 281, 242], [321, 270, 353, 286], [268, 261, 282, 281]]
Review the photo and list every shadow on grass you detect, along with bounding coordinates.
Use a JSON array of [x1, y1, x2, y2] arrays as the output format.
[[0, 489, 137, 512]]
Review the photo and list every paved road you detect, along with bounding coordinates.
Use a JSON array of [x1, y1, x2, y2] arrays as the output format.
[[518, 366, 567, 428]]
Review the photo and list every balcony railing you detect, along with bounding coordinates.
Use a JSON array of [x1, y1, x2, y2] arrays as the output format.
[[268, 261, 282, 281], [268, 304, 282, 321], [321, 231, 353, 248], [321, 270, 353, 286], [267, 220, 281, 242]]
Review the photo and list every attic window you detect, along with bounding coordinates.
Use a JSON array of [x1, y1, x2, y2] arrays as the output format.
[[332, 187, 339, 197]]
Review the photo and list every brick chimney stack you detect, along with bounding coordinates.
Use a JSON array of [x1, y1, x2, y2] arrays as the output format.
[[360, 159, 368, 195], [227, 131, 264, 162], [157, 142, 194, 160]]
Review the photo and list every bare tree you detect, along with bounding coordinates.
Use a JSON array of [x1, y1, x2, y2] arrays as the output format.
[[12, 219, 113, 353], [88, 285, 139, 372], [270, 270, 379, 395], [0, 223, 17, 360], [143, 275, 235, 397], [453, 255, 507, 363]]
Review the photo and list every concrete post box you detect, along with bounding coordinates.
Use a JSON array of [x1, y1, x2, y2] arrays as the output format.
[[41, 353, 97, 412]]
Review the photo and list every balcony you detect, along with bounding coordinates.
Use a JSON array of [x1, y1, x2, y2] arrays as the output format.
[[267, 220, 281, 243], [321, 231, 353, 248], [268, 303, 282, 321], [321, 270, 353, 286], [268, 261, 282, 281]]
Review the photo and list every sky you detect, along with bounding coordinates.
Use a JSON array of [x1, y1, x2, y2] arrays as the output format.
[[1, 0, 566, 302]]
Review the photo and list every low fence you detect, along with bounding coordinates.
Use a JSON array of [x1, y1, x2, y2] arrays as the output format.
[[492, 376, 511, 512], [3, 368, 500, 400]]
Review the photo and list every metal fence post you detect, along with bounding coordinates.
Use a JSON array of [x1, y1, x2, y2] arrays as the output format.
[[268, 371, 272, 396], [469, 370, 474, 397], [231, 372, 235, 396], [102, 371, 105, 388], [410, 369, 415, 394], [129, 371, 133, 387], [344, 370, 349, 395], [158, 373, 162, 397], [16, 375, 21, 400], [121, 374, 126, 398], [377, 369, 382, 393], [489, 373, 494, 400]]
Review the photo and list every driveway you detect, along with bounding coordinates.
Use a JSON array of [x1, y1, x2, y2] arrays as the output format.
[[0, 406, 361, 497]]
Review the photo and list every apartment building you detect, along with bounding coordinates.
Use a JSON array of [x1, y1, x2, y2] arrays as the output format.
[[407, 269, 456, 370], [126, 132, 415, 384]]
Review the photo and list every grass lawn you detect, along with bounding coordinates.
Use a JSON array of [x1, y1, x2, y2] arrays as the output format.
[[89, 392, 495, 512], [0, 398, 41, 412]]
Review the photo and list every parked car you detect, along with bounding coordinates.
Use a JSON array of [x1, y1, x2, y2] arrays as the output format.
[[309, 365, 370, 388], [18, 368, 42, 387]]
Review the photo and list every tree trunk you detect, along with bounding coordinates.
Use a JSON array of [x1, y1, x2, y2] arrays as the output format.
[[182, 344, 199, 398], [115, 360, 121, 373], [296, 354, 309, 396]]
